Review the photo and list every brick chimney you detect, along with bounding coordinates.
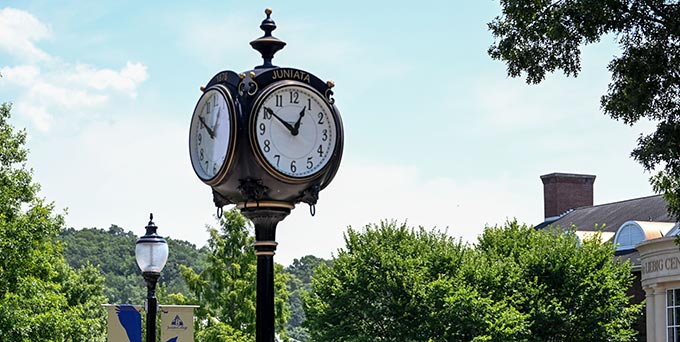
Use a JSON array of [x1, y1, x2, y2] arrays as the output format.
[[541, 173, 596, 219]]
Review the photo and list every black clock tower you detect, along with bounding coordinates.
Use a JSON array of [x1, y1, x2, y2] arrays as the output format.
[[188, 9, 344, 342]]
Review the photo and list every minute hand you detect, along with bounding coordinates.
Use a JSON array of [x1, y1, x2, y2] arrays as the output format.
[[264, 107, 295, 134]]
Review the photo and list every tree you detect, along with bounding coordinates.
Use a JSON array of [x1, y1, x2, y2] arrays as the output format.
[[464, 221, 640, 341], [304, 221, 495, 341], [179, 209, 290, 341], [60, 225, 209, 304], [488, 0, 680, 218], [0, 102, 106, 341], [284, 255, 331, 341], [304, 220, 640, 341]]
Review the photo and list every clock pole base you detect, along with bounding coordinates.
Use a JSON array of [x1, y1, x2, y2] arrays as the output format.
[[241, 206, 290, 342]]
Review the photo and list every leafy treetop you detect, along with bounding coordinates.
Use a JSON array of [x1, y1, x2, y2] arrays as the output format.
[[489, 0, 680, 218], [0, 102, 106, 341]]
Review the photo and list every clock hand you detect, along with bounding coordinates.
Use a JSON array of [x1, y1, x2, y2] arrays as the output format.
[[291, 108, 305, 136], [264, 106, 296, 134], [198, 115, 215, 139], [212, 108, 221, 135]]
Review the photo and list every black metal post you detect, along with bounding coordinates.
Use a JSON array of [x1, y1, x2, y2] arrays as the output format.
[[241, 207, 290, 342], [143, 271, 160, 342]]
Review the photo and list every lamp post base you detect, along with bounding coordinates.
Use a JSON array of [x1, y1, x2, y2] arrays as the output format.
[[143, 271, 160, 342]]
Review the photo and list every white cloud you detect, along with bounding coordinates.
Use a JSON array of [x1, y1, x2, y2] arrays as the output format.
[[3, 62, 148, 131], [0, 65, 40, 86], [29, 80, 108, 108], [0, 8, 52, 62], [15, 102, 52, 132], [65, 62, 148, 97], [0, 7, 148, 132]]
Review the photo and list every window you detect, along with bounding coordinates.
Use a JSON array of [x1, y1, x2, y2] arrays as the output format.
[[614, 221, 645, 251], [667, 289, 680, 342]]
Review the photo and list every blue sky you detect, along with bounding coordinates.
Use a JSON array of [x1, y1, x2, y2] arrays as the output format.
[[0, 1, 658, 265]]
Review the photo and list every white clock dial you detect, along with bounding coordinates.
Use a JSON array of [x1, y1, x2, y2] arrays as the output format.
[[189, 85, 235, 183], [253, 83, 337, 180]]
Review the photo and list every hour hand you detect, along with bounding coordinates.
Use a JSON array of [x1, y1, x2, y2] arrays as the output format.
[[292, 108, 305, 135], [264, 107, 295, 134], [198, 116, 215, 139]]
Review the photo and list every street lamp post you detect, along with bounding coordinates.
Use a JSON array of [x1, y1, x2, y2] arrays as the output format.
[[135, 213, 169, 342]]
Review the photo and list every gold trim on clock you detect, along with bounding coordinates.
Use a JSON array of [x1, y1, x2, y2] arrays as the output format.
[[236, 201, 295, 210], [189, 84, 238, 187], [249, 80, 340, 184]]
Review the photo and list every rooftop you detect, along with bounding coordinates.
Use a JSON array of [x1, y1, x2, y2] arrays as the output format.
[[535, 195, 674, 232]]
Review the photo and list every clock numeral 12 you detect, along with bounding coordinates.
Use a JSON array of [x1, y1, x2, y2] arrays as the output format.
[[289, 91, 299, 104]]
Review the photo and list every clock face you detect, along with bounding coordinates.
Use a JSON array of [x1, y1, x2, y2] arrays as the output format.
[[189, 85, 236, 184], [252, 82, 338, 180]]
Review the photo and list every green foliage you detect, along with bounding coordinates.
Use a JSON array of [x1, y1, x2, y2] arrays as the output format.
[[0, 102, 106, 341], [304, 221, 476, 341], [284, 255, 331, 341], [465, 221, 640, 341], [60, 225, 208, 304], [287, 255, 331, 286], [60, 226, 144, 304], [488, 0, 680, 218], [305, 220, 640, 341], [194, 320, 251, 342], [180, 209, 290, 341]]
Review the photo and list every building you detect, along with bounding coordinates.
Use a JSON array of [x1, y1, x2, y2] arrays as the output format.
[[536, 173, 679, 342]]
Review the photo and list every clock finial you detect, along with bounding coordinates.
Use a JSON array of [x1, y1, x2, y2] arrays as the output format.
[[250, 8, 286, 69]]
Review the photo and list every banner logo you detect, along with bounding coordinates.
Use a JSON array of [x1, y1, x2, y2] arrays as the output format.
[[168, 315, 187, 330]]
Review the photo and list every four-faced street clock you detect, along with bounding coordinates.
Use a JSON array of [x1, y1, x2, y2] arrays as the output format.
[[189, 9, 343, 209], [188, 10, 343, 341]]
